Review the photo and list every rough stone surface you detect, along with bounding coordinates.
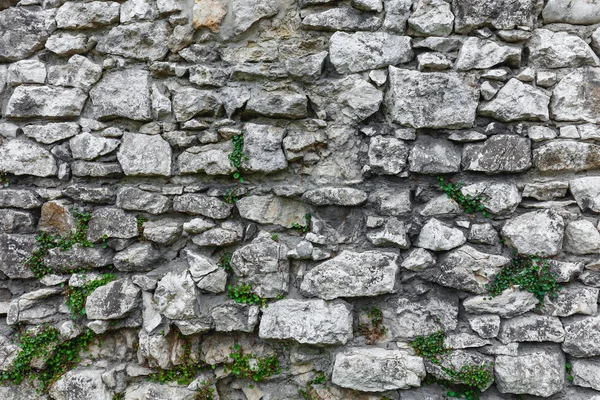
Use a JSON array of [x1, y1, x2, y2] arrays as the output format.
[[0, 8, 51, 62], [452, 0, 542, 33], [479, 79, 550, 122], [562, 315, 600, 357], [528, 29, 599, 69], [0, 139, 57, 177], [456, 38, 521, 71], [501, 209, 565, 256], [90, 70, 152, 121], [87, 207, 138, 242], [117, 132, 172, 177], [551, 68, 600, 124], [498, 314, 565, 344], [543, 0, 600, 24], [6, 86, 87, 119], [462, 135, 532, 174], [236, 195, 310, 227], [463, 288, 539, 318], [415, 218, 466, 251], [534, 140, 600, 172], [570, 177, 600, 212], [86, 279, 141, 320], [173, 194, 232, 219]]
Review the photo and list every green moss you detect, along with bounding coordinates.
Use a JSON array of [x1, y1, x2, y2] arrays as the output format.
[[66, 273, 117, 318], [438, 177, 490, 217]]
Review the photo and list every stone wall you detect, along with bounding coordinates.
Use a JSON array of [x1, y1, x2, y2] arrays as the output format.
[[1, 0, 600, 398]]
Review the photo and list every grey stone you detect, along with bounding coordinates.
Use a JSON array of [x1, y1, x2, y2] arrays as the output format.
[[0, 139, 57, 177], [49, 368, 113, 400], [302, 187, 367, 206], [468, 314, 501, 339], [90, 70, 152, 121], [114, 242, 161, 272], [0, 234, 36, 279], [408, 0, 454, 36], [339, 78, 383, 121], [415, 218, 466, 251], [501, 209, 564, 256], [212, 302, 259, 333], [56, 1, 120, 28], [96, 21, 170, 61], [183, 218, 216, 234], [231, 0, 279, 35], [571, 359, 600, 391], [0, 210, 35, 234], [86, 279, 141, 320], [45, 32, 88, 56], [46, 244, 114, 271], [117, 132, 172, 177], [143, 219, 182, 245], [468, 223, 500, 245], [245, 91, 307, 119], [173, 194, 232, 219], [425, 350, 493, 389], [544, 284, 599, 317], [435, 245, 511, 294], [352, 0, 382, 12], [562, 315, 600, 357], [543, 0, 600, 24], [417, 52, 453, 71], [154, 270, 199, 320], [123, 381, 197, 400], [197, 268, 227, 293], [383, 0, 412, 32], [401, 248, 436, 272], [479, 79, 549, 122], [370, 187, 412, 215], [69, 133, 120, 160], [551, 68, 600, 124], [571, 177, 600, 212], [461, 182, 521, 215], [368, 136, 409, 175], [7, 60, 46, 86], [456, 38, 521, 71], [172, 87, 219, 121], [0, 7, 51, 62], [564, 220, 600, 255], [528, 125, 557, 141], [498, 314, 565, 344], [462, 135, 532, 173], [332, 348, 425, 391], [463, 288, 539, 318], [528, 29, 599, 69], [48, 55, 103, 90], [329, 32, 412, 74], [285, 51, 327, 80], [191, 224, 243, 247], [452, 0, 542, 33], [7, 287, 62, 325], [72, 161, 123, 177], [22, 122, 79, 145], [390, 295, 459, 339], [523, 181, 568, 201], [409, 135, 461, 174], [241, 123, 287, 173], [6, 86, 86, 118], [259, 299, 353, 345], [301, 7, 382, 31], [495, 348, 565, 397], [116, 187, 170, 215], [236, 195, 311, 227], [183, 249, 216, 281], [551, 260, 585, 283], [87, 207, 138, 242], [178, 142, 235, 176], [444, 333, 490, 349], [420, 195, 460, 216], [367, 217, 410, 248], [534, 140, 600, 172], [386, 67, 479, 129], [121, 0, 158, 22], [0, 189, 41, 209]]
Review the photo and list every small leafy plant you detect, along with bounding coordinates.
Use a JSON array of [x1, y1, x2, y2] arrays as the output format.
[[358, 306, 387, 344], [298, 371, 328, 400], [485, 253, 560, 307], [438, 177, 489, 217], [410, 330, 449, 364], [292, 213, 312, 233], [229, 132, 248, 183], [225, 344, 281, 383], [566, 363, 574, 381], [137, 215, 148, 241], [223, 186, 243, 204], [195, 380, 215, 400], [0, 171, 9, 187], [217, 253, 233, 273], [65, 273, 117, 318], [148, 331, 205, 385], [227, 282, 267, 308]]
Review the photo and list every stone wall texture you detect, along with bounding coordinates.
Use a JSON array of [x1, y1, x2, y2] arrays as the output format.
[[2, 0, 600, 399]]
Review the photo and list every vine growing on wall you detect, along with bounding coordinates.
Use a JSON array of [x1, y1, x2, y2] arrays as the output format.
[[65, 272, 117, 319], [229, 131, 248, 183], [438, 177, 490, 218]]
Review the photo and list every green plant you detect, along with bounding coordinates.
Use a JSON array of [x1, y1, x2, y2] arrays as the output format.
[[195, 380, 215, 400], [225, 344, 281, 383], [137, 215, 148, 241], [25, 208, 94, 278], [113, 393, 125, 400], [0, 325, 97, 392], [445, 364, 493, 392], [229, 132, 248, 183], [358, 306, 387, 344], [271, 234, 279, 242], [217, 253, 232, 273], [223, 186, 243, 204], [291, 213, 312, 233], [438, 177, 490, 218], [148, 331, 205, 386], [566, 363, 574, 381], [410, 330, 449, 364], [65, 273, 117, 318], [227, 282, 267, 308], [0, 171, 9, 187], [485, 253, 560, 307]]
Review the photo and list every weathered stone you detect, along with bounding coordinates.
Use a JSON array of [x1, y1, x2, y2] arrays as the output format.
[[240, 123, 288, 173], [120, 0, 158, 22], [0, 139, 57, 177], [564, 220, 600, 255], [191, 224, 243, 247], [87, 207, 138, 242], [38, 200, 75, 236], [339, 78, 383, 121], [69, 133, 120, 160], [385, 67, 479, 129], [390, 295, 459, 339], [468, 223, 499, 245], [420, 195, 460, 216], [408, 0, 454, 36], [464, 288, 539, 318], [0, 210, 35, 234], [415, 218, 466, 251], [571, 359, 600, 391], [231, 0, 278, 35], [456, 38, 521, 71], [463, 135, 531, 174], [301, 7, 382, 31], [211, 302, 258, 332], [0, 189, 41, 209], [6, 86, 87, 119], [444, 333, 490, 349], [501, 209, 564, 256], [551, 68, 600, 124], [352, 0, 382, 11], [117, 133, 172, 177], [116, 187, 170, 215], [401, 248, 436, 272], [49, 368, 113, 400], [22, 122, 79, 145], [570, 177, 600, 212], [332, 348, 425, 391], [114, 242, 161, 272], [562, 315, 600, 357], [178, 142, 234, 176], [48, 55, 103, 90], [172, 87, 219, 122], [231, 234, 289, 298], [495, 348, 565, 397], [425, 350, 493, 389], [498, 314, 565, 344], [197, 268, 227, 293], [7, 60, 46, 86], [71, 161, 123, 177], [435, 245, 510, 294], [528, 29, 598, 69], [468, 315, 501, 339], [154, 270, 199, 320], [544, 284, 598, 317], [90, 70, 152, 121], [452, 0, 542, 33], [370, 188, 412, 215], [409, 135, 461, 174], [65, 185, 116, 205], [143, 219, 182, 245], [330, 32, 412, 74], [173, 194, 232, 219], [56, 1, 120, 28], [383, 0, 412, 32], [523, 181, 568, 201], [46, 244, 114, 271], [86, 279, 141, 320], [367, 217, 410, 248], [368, 136, 409, 175], [534, 140, 600, 172], [479, 79, 549, 122], [96, 21, 170, 61], [259, 299, 352, 345], [236, 195, 310, 227], [124, 381, 197, 400], [193, 0, 227, 32], [302, 187, 367, 206], [461, 182, 521, 215], [417, 51, 453, 71], [301, 250, 398, 300], [0, 7, 51, 62], [45, 32, 88, 56], [245, 91, 307, 119], [7, 287, 62, 325], [543, 0, 600, 24], [0, 234, 36, 279]]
